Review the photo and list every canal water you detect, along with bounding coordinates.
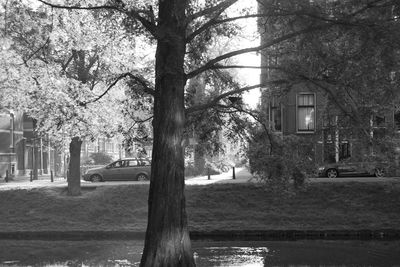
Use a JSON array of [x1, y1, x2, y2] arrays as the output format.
[[0, 239, 399, 266]]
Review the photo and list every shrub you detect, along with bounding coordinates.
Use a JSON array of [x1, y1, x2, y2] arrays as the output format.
[[247, 129, 315, 191]]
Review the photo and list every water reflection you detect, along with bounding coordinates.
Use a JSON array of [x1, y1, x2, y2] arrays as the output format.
[[196, 246, 268, 266], [0, 240, 399, 266]]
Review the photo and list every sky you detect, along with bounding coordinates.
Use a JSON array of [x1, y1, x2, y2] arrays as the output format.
[[238, 52, 261, 109], [231, 0, 261, 109]]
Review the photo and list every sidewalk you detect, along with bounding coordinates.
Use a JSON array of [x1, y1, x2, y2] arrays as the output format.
[[185, 167, 254, 185], [0, 173, 66, 190]]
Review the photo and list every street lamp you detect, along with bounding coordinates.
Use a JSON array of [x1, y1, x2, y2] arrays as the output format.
[[7, 110, 15, 181]]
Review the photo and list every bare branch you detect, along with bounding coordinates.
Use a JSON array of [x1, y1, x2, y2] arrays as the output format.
[[186, 24, 331, 79], [185, 81, 286, 114]]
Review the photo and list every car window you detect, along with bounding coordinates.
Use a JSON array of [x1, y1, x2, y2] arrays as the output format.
[[127, 160, 139, 167], [111, 161, 123, 168], [139, 159, 151, 166]]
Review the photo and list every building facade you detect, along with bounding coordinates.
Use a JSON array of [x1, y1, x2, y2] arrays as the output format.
[[258, 0, 400, 166], [0, 110, 59, 178]]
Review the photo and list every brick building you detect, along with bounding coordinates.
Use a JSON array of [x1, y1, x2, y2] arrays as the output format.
[[258, 0, 400, 166], [0, 110, 59, 178]]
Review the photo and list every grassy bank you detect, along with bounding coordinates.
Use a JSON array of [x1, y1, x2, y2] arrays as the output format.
[[0, 181, 399, 233]]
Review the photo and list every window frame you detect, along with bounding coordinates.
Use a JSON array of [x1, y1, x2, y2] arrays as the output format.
[[296, 93, 316, 133], [270, 97, 283, 132], [394, 108, 400, 132]]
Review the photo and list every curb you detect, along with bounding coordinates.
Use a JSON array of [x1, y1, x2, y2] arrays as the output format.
[[0, 229, 399, 241], [0, 231, 145, 240], [189, 229, 400, 241]]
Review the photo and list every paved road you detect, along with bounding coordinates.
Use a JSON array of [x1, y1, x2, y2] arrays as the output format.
[[0, 167, 250, 190], [1, 167, 399, 190]]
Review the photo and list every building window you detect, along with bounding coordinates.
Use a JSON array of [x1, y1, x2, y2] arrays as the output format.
[[297, 94, 315, 132], [87, 143, 94, 153], [394, 110, 400, 131], [270, 98, 282, 132], [105, 141, 114, 153], [375, 115, 386, 127], [339, 141, 351, 160]]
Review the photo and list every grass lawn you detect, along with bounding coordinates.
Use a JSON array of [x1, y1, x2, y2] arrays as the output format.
[[0, 181, 399, 233]]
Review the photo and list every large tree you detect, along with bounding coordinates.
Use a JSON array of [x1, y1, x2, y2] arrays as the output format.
[[5, 0, 400, 265]]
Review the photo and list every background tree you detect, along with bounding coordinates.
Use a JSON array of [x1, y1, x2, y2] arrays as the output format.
[[2, 1, 152, 195]]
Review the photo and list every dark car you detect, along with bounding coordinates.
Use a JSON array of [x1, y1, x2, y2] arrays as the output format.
[[317, 159, 386, 178], [82, 158, 151, 182]]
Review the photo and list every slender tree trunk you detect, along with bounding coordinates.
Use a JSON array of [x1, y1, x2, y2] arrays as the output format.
[[140, 0, 195, 266], [68, 136, 82, 196], [194, 146, 206, 175]]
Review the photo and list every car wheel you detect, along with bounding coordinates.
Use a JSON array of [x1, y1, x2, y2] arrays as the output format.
[[374, 168, 384, 178], [91, 174, 102, 182], [136, 173, 148, 181], [326, 169, 338, 178]]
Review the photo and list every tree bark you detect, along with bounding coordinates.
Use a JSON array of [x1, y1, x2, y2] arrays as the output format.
[[140, 0, 195, 266], [67, 136, 82, 196]]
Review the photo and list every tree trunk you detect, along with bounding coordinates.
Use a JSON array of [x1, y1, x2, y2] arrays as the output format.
[[140, 0, 195, 266], [67, 136, 82, 196], [194, 145, 206, 175]]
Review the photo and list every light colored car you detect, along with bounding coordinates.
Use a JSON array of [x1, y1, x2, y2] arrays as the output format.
[[317, 159, 386, 178], [83, 158, 151, 182]]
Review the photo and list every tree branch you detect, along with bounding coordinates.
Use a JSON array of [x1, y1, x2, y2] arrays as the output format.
[[37, 0, 158, 37], [211, 64, 268, 70], [186, 0, 238, 23], [23, 37, 50, 64], [186, 0, 381, 44], [127, 115, 154, 133], [231, 105, 275, 155], [125, 73, 155, 96], [83, 73, 155, 105], [186, 24, 331, 79], [186, 0, 240, 42], [185, 81, 286, 114], [37, 0, 123, 12]]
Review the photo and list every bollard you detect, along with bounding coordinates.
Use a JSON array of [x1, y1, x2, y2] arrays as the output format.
[[232, 167, 236, 180], [50, 170, 54, 182], [30, 171, 33, 182], [208, 168, 211, 180], [5, 170, 9, 183]]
